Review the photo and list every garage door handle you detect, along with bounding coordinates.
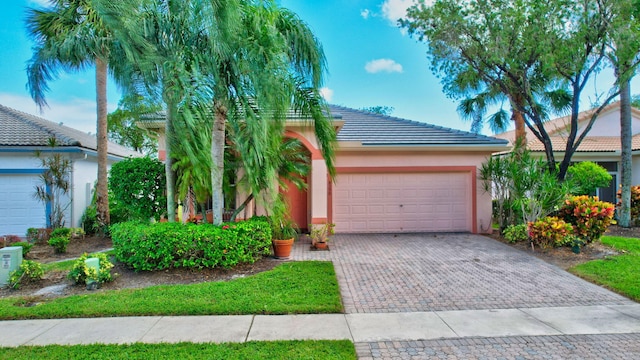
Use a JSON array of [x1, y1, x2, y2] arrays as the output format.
[[399, 204, 403, 208]]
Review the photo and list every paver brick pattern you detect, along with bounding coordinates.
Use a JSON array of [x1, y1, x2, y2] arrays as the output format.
[[356, 334, 640, 360], [291, 233, 632, 313]]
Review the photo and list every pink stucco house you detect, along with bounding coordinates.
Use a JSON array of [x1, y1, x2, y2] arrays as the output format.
[[149, 105, 509, 234]]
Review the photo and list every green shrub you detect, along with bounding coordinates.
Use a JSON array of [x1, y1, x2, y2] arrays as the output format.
[[68, 253, 115, 285], [9, 260, 44, 289], [110, 217, 272, 271], [528, 216, 574, 248], [557, 195, 615, 243], [48, 236, 70, 253], [11, 242, 33, 257], [50, 227, 71, 239], [26, 228, 39, 243], [503, 224, 528, 243], [566, 162, 612, 195], [109, 157, 166, 221]]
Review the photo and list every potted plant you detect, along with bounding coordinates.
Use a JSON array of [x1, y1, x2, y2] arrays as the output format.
[[310, 223, 335, 250], [268, 200, 298, 259], [271, 218, 298, 259]]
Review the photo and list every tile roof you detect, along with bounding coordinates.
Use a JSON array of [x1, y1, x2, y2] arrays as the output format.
[[527, 135, 640, 152], [0, 104, 141, 158], [327, 105, 508, 147]]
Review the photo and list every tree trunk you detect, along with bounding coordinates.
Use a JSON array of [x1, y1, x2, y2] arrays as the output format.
[[165, 101, 177, 222], [619, 76, 632, 227], [95, 58, 110, 228], [513, 108, 527, 146], [211, 101, 227, 225]]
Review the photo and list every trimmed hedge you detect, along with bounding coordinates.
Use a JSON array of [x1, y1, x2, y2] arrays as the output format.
[[110, 218, 272, 271]]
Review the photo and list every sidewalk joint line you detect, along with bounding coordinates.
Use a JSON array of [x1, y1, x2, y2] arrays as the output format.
[[139, 316, 164, 342], [434, 310, 460, 338], [245, 315, 255, 343]]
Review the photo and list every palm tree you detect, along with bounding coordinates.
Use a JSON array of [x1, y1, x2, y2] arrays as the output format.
[[202, 3, 336, 225], [95, 0, 241, 222], [26, 0, 115, 228], [97, 0, 336, 225]]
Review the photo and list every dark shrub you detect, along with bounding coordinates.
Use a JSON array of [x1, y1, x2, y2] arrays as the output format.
[[110, 217, 272, 271]]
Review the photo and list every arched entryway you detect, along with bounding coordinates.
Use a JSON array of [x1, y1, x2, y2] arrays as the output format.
[[281, 132, 312, 232]]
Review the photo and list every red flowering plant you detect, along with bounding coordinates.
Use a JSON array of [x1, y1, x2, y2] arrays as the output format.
[[528, 216, 574, 248], [556, 195, 615, 243], [617, 185, 640, 226]]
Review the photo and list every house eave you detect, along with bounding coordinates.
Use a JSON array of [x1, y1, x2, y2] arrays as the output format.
[[337, 142, 511, 153]]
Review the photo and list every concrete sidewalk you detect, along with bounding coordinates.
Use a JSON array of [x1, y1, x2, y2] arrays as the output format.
[[2, 304, 640, 347]]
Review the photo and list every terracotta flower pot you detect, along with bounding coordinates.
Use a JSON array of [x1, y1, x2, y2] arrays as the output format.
[[272, 238, 294, 259], [313, 241, 329, 250]]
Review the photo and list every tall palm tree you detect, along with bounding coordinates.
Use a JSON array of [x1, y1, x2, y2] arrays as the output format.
[[26, 0, 115, 228], [203, 2, 336, 225], [95, 0, 242, 222], [98, 0, 336, 225]]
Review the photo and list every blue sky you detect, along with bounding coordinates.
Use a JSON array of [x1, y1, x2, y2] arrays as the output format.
[[0, 0, 637, 135]]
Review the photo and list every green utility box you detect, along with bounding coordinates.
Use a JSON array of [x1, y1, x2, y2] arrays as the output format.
[[0, 246, 23, 287]]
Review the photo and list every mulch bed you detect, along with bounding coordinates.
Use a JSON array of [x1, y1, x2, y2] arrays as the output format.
[[489, 225, 637, 270], [1, 235, 279, 300]]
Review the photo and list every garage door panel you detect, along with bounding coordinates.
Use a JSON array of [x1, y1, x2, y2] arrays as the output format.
[[333, 172, 471, 233], [0, 174, 46, 236]]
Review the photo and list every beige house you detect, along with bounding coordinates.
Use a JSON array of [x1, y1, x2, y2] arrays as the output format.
[[151, 105, 508, 234], [496, 101, 640, 204]]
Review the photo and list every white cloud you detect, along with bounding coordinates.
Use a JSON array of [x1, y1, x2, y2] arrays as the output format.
[[365, 59, 404, 74], [319, 87, 334, 102], [0, 93, 117, 134], [28, 0, 52, 8], [361, 9, 371, 19], [381, 0, 433, 24]]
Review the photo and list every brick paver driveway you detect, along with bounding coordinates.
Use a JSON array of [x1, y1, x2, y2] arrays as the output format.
[[291, 233, 633, 314], [292, 233, 640, 359]]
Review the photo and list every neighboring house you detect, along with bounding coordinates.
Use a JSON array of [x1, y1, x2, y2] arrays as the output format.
[[0, 104, 141, 236], [148, 104, 509, 234], [495, 101, 640, 204]]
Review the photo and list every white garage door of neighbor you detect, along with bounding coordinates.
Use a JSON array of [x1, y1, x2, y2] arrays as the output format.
[[333, 172, 472, 233], [0, 174, 46, 236]]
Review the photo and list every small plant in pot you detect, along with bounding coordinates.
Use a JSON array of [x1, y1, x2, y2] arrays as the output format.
[[310, 223, 335, 250], [268, 200, 298, 259]]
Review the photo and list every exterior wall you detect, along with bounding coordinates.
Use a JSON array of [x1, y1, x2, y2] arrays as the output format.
[[574, 109, 640, 136], [633, 156, 640, 185], [71, 159, 99, 228]]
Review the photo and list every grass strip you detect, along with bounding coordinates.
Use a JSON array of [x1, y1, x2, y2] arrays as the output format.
[[569, 236, 640, 301], [0, 340, 356, 360], [0, 261, 342, 320]]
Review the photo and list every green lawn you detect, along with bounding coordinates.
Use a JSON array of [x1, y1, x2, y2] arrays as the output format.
[[0, 340, 356, 360], [0, 261, 342, 320], [570, 236, 640, 301]]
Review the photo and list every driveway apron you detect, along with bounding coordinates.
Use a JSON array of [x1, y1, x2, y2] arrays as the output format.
[[291, 233, 633, 314]]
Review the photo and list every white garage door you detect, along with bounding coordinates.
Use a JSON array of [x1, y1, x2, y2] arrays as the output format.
[[333, 172, 472, 233], [0, 174, 46, 236]]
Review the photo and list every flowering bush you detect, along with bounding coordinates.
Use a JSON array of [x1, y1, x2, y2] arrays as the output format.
[[528, 217, 574, 248], [618, 185, 640, 226], [557, 195, 615, 243], [68, 253, 115, 285], [9, 260, 44, 289]]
